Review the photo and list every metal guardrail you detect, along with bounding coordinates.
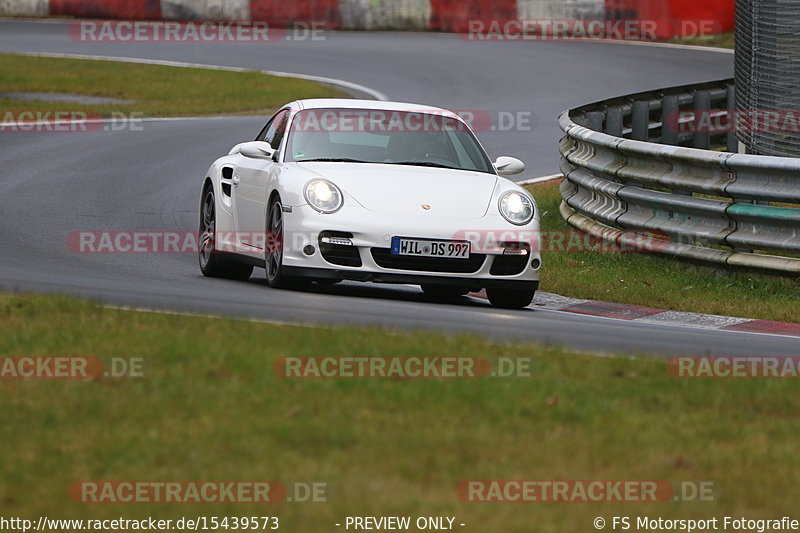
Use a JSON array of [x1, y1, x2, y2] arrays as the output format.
[[559, 79, 800, 275]]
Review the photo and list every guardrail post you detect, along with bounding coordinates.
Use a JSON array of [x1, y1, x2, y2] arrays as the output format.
[[662, 94, 691, 198], [631, 100, 650, 141], [661, 94, 679, 146], [584, 111, 605, 133], [725, 84, 754, 253], [726, 84, 737, 153], [605, 106, 624, 137], [693, 89, 711, 149]]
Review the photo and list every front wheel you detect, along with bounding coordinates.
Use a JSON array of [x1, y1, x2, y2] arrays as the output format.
[[199, 187, 253, 281], [486, 288, 535, 309], [265, 198, 308, 289]]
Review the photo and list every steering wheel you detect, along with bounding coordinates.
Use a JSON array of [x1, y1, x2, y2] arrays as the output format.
[[424, 152, 451, 160], [384, 152, 456, 166], [411, 152, 456, 166]]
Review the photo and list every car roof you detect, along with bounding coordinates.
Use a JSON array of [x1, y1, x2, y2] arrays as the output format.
[[291, 98, 462, 120]]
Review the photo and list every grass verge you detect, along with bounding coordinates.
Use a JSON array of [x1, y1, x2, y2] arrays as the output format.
[[668, 32, 734, 49], [0, 53, 346, 117], [1, 292, 799, 531], [528, 181, 800, 323]]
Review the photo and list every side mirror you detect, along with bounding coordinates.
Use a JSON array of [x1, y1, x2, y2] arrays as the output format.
[[494, 156, 525, 176], [238, 141, 275, 160]]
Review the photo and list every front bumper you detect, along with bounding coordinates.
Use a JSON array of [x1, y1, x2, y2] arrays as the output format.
[[281, 204, 541, 287]]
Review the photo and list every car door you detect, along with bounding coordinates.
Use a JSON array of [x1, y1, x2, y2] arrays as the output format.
[[233, 109, 289, 248]]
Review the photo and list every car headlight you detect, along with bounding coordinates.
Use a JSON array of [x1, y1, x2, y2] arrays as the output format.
[[304, 180, 343, 213], [499, 191, 534, 225]]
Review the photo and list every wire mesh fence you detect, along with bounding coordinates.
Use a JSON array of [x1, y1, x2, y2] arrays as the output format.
[[735, 0, 800, 156]]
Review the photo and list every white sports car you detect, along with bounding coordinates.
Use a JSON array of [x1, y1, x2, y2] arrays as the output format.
[[198, 99, 541, 308]]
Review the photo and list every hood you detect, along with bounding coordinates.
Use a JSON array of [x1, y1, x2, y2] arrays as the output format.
[[294, 163, 498, 218]]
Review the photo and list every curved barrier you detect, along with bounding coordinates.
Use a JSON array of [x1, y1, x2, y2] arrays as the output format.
[[1, 0, 733, 36], [559, 79, 800, 275], [1, 0, 593, 28]]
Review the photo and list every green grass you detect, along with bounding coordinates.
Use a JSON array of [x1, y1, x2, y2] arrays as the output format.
[[669, 32, 734, 49], [528, 181, 800, 323], [0, 53, 346, 117], [1, 292, 800, 531]]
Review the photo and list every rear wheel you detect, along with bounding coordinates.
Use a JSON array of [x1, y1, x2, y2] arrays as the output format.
[[199, 187, 253, 281], [420, 284, 469, 300], [265, 198, 309, 289], [486, 287, 535, 309]]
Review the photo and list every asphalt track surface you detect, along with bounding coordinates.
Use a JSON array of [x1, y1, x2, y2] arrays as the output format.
[[1, 20, 796, 356]]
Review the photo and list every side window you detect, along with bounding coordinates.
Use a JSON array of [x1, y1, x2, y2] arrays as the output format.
[[267, 110, 290, 151], [255, 115, 275, 141], [255, 109, 289, 147]]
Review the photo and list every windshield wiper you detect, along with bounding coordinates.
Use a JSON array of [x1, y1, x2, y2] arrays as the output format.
[[298, 158, 464, 170], [386, 161, 461, 170], [297, 158, 371, 163]]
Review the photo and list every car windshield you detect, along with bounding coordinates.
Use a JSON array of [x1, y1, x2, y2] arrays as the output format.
[[284, 108, 494, 173]]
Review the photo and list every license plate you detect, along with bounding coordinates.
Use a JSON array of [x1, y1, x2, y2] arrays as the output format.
[[390, 237, 470, 259]]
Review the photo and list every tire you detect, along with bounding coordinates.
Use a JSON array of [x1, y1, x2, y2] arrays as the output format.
[[199, 187, 253, 281], [486, 287, 535, 309], [265, 198, 309, 289], [421, 284, 470, 300]]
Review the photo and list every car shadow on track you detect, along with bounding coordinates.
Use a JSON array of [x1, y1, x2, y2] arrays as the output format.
[[244, 276, 504, 309]]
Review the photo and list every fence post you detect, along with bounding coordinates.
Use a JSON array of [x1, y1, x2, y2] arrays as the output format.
[[631, 100, 650, 141], [584, 111, 605, 132], [661, 94, 679, 145], [726, 84, 737, 152], [605, 106, 624, 137], [693, 89, 711, 149]]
